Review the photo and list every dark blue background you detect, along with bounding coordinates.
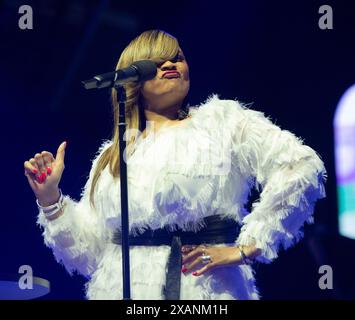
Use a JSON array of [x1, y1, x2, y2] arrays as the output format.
[[1, 0, 355, 299]]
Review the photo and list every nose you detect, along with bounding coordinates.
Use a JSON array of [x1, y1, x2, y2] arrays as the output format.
[[160, 59, 177, 71]]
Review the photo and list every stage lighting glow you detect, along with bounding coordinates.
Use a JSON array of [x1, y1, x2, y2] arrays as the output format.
[[334, 84, 355, 239]]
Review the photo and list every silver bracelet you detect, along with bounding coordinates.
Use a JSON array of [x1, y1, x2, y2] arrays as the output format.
[[238, 245, 254, 265], [36, 189, 64, 218]]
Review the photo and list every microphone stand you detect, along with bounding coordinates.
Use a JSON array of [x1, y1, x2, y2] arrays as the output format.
[[82, 61, 157, 300], [114, 83, 131, 300]]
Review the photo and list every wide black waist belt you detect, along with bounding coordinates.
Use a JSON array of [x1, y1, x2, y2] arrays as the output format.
[[112, 214, 241, 300]]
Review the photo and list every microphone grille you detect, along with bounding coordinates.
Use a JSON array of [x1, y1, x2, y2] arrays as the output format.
[[131, 60, 157, 81]]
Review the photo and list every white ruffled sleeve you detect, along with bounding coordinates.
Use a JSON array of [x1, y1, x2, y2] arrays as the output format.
[[232, 102, 327, 263], [36, 140, 113, 278]]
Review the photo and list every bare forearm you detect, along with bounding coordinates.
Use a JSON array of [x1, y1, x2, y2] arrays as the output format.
[[241, 244, 262, 260]]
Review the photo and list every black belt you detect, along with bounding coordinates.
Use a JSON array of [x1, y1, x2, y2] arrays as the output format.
[[112, 215, 241, 300]]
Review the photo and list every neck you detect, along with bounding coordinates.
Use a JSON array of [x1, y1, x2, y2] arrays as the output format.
[[143, 103, 182, 131]]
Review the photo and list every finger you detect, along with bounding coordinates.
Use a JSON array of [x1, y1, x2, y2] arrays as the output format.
[[192, 262, 216, 276], [29, 158, 42, 183], [182, 246, 205, 264], [34, 154, 47, 183], [24, 161, 39, 176], [182, 249, 201, 264], [41, 151, 55, 174], [34, 153, 45, 171], [24, 170, 38, 190], [24, 161, 40, 189], [29, 158, 39, 172], [55, 141, 67, 163], [184, 256, 203, 272], [41, 151, 55, 162], [181, 245, 197, 253]]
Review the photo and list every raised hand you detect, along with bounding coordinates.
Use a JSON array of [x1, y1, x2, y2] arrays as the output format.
[[24, 141, 67, 206]]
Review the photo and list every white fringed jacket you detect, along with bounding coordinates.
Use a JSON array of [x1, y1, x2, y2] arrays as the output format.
[[37, 95, 327, 299]]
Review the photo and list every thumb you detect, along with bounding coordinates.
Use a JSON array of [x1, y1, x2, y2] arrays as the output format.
[[25, 171, 38, 192], [55, 141, 67, 163]]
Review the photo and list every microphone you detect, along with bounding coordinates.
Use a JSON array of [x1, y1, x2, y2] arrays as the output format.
[[82, 60, 157, 90]]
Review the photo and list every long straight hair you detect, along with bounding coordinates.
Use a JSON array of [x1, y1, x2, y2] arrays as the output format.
[[89, 30, 180, 208]]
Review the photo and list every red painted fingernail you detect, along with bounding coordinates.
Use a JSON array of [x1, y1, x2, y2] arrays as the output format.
[[46, 167, 52, 175], [192, 272, 198, 276], [33, 169, 38, 174], [36, 176, 42, 183], [41, 172, 46, 182], [181, 267, 187, 273]]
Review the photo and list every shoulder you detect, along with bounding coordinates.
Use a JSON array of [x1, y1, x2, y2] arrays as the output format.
[[191, 94, 244, 113], [90, 139, 113, 170], [189, 94, 268, 129]]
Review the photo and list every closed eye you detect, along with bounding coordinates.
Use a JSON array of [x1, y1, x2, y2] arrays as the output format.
[[156, 53, 185, 68], [172, 53, 184, 63]]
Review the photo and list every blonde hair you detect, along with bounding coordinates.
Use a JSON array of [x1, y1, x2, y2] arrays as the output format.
[[89, 30, 180, 208]]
